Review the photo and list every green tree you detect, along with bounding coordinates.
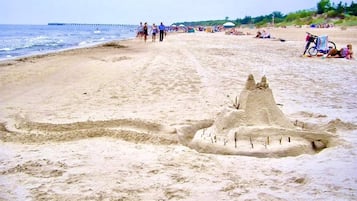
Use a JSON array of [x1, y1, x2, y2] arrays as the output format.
[[241, 16, 252, 24], [347, 2, 357, 15], [317, 0, 332, 14], [335, 2, 345, 13], [285, 12, 299, 22]]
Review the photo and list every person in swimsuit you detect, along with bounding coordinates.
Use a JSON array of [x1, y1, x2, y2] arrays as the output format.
[[136, 22, 144, 38], [325, 44, 353, 59], [151, 23, 158, 42], [143, 22, 148, 42]]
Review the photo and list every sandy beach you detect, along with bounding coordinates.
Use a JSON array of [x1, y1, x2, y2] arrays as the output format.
[[0, 27, 357, 200]]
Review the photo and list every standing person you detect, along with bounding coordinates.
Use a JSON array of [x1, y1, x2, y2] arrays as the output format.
[[303, 32, 314, 56], [136, 22, 143, 38], [143, 22, 148, 42], [151, 23, 158, 42], [159, 22, 165, 42]]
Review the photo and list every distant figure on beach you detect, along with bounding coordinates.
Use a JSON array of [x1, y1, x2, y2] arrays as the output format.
[[261, 30, 270, 38], [324, 44, 353, 59], [303, 32, 314, 55], [159, 22, 165, 42], [136, 22, 144, 38], [255, 31, 261, 38], [151, 23, 158, 42], [255, 30, 270, 38], [143, 22, 148, 42]]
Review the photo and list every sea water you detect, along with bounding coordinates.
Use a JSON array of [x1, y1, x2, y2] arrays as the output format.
[[0, 24, 137, 60]]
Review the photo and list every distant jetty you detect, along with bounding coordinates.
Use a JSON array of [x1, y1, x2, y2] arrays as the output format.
[[48, 23, 134, 27]]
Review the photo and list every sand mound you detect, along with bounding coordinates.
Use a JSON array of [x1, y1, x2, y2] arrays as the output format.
[[177, 74, 339, 157], [0, 118, 177, 145], [318, 118, 357, 132]]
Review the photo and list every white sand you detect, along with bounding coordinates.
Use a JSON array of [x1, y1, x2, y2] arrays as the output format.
[[0, 27, 357, 200]]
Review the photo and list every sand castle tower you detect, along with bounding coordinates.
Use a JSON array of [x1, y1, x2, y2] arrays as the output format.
[[212, 74, 294, 138], [237, 74, 294, 128]]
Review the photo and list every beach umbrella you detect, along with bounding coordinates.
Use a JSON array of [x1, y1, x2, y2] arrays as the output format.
[[179, 24, 185, 27], [223, 22, 235, 28]]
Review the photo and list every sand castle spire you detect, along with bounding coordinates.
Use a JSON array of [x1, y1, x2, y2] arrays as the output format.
[[256, 75, 269, 89], [245, 74, 269, 90], [245, 74, 256, 90], [239, 74, 292, 128]]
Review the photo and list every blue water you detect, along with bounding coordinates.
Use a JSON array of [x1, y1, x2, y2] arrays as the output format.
[[0, 24, 137, 60]]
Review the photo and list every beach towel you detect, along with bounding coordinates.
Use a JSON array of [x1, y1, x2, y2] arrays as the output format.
[[316, 35, 329, 53]]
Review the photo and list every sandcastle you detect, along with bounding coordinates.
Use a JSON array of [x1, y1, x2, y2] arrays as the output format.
[[178, 74, 337, 157]]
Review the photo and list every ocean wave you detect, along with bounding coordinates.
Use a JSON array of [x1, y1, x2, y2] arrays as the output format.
[[78, 41, 88, 46], [0, 48, 13, 52]]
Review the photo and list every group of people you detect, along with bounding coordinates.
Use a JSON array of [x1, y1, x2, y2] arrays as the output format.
[[303, 32, 353, 59], [137, 22, 166, 42]]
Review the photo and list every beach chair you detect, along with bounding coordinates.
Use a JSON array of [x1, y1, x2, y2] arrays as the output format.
[[316, 35, 329, 54]]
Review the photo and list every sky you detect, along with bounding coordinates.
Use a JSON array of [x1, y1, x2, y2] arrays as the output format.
[[0, 0, 354, 25]]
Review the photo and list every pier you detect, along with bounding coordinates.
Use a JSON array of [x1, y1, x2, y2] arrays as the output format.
[[48, 23, 135, 27]]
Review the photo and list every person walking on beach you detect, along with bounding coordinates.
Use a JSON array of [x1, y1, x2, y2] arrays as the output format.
[[159, 22, 165, 42], [151, 23, 158, 42], [143, 22, 148, 42], [136, 22, 144, 38]]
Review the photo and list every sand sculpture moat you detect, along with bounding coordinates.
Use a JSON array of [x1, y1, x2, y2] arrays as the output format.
[[0, 74, 341, 158]]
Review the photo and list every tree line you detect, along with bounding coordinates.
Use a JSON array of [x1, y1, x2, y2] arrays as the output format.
[[174, 0, 357, 27]]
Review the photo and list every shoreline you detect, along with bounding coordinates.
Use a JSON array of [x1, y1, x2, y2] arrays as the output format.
[[0, 37, 137, 64]]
